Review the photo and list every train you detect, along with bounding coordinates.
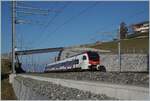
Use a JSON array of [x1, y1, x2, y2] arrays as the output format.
[[44, 51, 106, 72]]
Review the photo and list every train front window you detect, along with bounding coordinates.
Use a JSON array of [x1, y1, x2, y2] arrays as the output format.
[[87, 52, 99, 61], [82, 55, 87, 60]]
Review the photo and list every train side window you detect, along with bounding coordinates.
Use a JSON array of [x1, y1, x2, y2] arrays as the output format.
[[77, 59, 79, 64], [75, 59, 79, 64], [82, 56, 87, 60]]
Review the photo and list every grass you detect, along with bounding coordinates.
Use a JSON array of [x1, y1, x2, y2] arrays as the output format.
[[1, 59, 17, 100], [127, 32, 149, 39], [89, 37, 149, 53], [1, 78, 17, 100], [1, 59, 11, 74]]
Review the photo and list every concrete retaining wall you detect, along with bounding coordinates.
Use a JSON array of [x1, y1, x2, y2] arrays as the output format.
[[10, 74, 48, 100]]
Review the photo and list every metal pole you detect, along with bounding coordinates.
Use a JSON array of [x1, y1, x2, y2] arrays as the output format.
[[118, 25, 121, 72], [12, 1, 16, 74]]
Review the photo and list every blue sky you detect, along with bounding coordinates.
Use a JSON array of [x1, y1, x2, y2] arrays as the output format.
[[1, 1, 149, 72], [1, 1, 149, 53]]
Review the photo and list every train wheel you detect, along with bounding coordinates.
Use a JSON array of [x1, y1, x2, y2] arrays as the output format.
[[89, 66, 97, 71]]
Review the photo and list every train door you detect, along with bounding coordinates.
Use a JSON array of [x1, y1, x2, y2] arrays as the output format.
[[80, 54, 89, 69]]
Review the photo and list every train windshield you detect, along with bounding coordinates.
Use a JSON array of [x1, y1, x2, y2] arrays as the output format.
[[87, 52, 99, 61]]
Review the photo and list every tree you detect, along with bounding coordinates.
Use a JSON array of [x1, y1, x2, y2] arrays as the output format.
[[120, 22, 128, 39]]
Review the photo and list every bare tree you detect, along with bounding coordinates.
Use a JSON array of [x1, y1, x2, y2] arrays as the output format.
[[120, 22, 128, 39]]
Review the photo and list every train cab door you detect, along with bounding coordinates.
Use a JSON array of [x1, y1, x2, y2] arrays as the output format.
[[80, 55, 88, 69]]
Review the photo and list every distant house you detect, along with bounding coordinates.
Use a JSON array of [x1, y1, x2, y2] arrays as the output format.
[[95, 41, 102, 44], [132, 21, 149, 33]]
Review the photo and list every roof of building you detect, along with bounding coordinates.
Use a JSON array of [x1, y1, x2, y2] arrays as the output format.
[[133, 21, 149, 26]]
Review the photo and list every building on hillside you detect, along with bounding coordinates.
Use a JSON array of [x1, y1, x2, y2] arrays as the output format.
[[132, 21, 149, 33]]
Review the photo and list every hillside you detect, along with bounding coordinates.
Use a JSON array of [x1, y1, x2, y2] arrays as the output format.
[[86, 36, 149, 53], [127, 32, 149, 39]]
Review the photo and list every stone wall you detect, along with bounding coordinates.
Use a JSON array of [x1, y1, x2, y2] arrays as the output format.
[[100, 54, 149, 72]]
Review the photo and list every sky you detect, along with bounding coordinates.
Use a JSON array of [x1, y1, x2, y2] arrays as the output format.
[[1, 1, 149, 53], [1, 1, 149, 72]]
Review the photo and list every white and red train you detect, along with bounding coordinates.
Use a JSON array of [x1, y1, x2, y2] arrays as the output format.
[[44, 51, 106, 72]]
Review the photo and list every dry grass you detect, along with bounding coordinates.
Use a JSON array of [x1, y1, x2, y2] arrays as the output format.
[[1, 78, 17, 100], [1, 59, 17, 100], [89, 37, 149, 53]]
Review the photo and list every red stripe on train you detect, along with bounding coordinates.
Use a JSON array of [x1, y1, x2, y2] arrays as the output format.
[[89, 60, 100, 65]]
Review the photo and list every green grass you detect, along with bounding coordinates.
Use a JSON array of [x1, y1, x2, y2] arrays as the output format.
[[89, 37, 149, 53]]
